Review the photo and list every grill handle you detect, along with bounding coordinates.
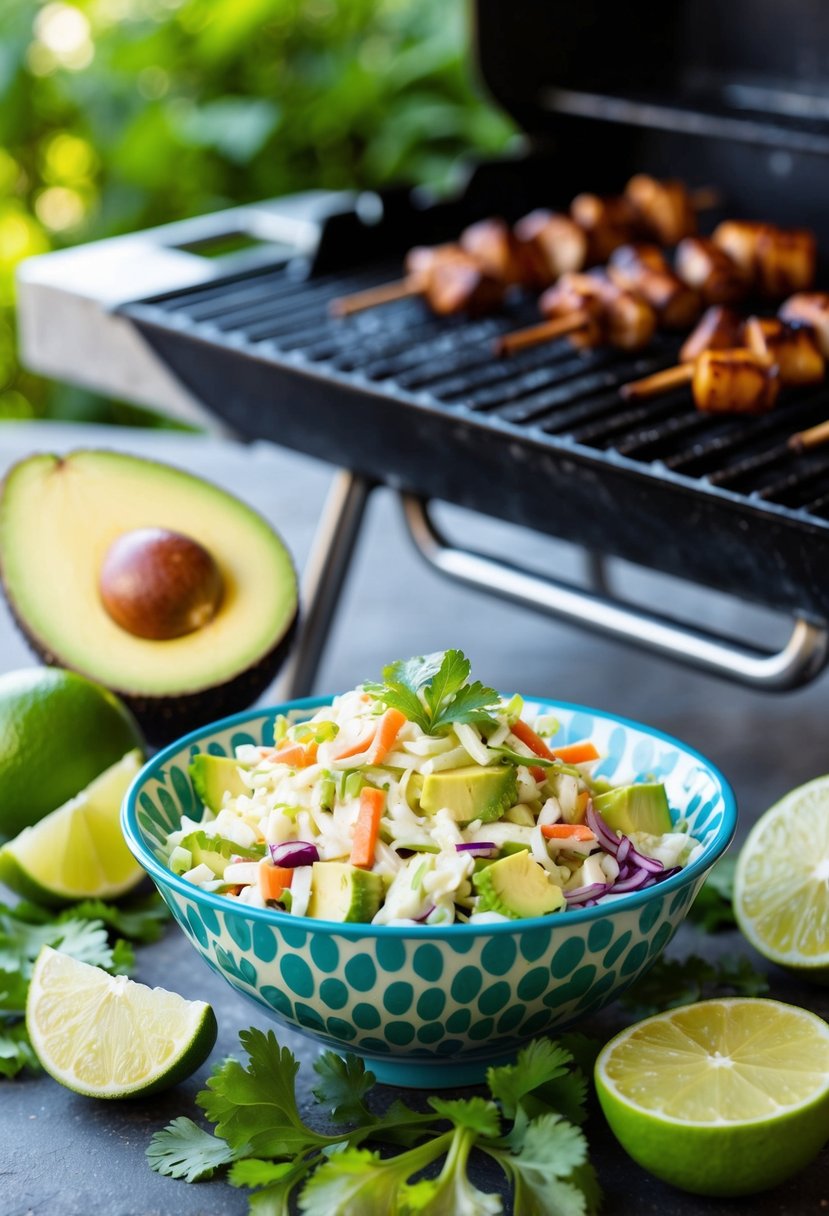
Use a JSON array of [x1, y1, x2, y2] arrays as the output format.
[[402, 496, 829, 692]]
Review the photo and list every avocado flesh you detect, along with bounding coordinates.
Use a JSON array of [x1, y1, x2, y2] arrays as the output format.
[[0, 451, 298, 744], [420, 765, 517, 825], [190, 754, 250, 813], [473, 851, 565, 918], [306, 861, 383, 923], [178, 829, 265, 877], [593, 783, 672, 836]]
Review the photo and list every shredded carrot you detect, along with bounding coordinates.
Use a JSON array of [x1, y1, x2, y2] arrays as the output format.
[[350, 786, 386, 868], [574, 790, 591, 822], [366, 708, 407, 765], [551, 742, 600, 765], [511, 719, 556, 761], [259, 864, 293, 901], [261, 742, 317, 767], [541, 824, 596, 842], [529, 765, 547, 784]]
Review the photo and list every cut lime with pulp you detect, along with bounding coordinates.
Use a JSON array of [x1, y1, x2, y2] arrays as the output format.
[[734, 776, 829, 979], [0, 749, 144, 905], [27, 946, 217, 1098], [595, 997, 829, 1196]]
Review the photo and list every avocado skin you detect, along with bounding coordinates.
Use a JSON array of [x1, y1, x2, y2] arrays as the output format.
[[7, 605, 298, 747]]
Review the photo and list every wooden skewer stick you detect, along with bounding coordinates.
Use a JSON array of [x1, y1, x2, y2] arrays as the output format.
[[788, 418, 829, 454], [495, 311, 590, 357], [330, 277, 420, 317], [619, 362, 694, 401]]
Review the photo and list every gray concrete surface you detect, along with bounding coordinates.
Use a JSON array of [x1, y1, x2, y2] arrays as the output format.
[[2, 422, 828, 1216]]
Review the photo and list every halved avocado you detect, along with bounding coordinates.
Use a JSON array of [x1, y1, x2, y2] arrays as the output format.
[[0, 451, 298, 744]]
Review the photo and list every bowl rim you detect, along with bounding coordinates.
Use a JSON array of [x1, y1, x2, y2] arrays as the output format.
[[122, 694, 737, 939]]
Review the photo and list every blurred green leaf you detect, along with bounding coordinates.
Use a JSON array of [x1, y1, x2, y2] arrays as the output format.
[[0, 0, 514, 424]]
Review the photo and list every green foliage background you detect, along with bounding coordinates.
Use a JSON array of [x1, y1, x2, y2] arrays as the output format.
[[0, 0, 514, 425]]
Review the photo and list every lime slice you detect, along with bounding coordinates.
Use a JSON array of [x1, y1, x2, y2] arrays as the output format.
[[595, 997, 829, 1196], [27, 946, 217, 1098], [734, 776, 829, 978], [0, 749, 144, 905]]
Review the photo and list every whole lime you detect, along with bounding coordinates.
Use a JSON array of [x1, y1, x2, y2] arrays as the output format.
[[0, 667, 143, 841]]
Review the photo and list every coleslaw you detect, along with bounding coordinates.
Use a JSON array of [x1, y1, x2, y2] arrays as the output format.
[[164, 650, 702, 925]]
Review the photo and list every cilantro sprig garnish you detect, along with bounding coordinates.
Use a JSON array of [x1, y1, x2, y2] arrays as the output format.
[[366, 649, 502, 736], [0, 892, 170, 1079], [147, 1029, 601, 1215]]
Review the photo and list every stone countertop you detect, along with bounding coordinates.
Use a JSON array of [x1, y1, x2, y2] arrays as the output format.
[[2, 422, 828, 1216]]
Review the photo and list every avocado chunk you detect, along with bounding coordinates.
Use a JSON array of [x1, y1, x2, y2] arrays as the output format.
[[178, 829, 265, 877], [0, 451, 298, 745], [473, 851, 565, 918], [420, 765, 517, 825], [306, 861, 383, 923], [190, 754, 250, 813], [593, 783, 672, 836]]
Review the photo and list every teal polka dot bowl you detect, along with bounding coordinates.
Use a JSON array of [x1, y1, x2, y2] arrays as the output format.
[[122, 696, 736, 1089]]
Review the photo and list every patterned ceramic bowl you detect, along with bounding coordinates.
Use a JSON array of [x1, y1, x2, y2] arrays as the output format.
[[122, 697, 736, 1088]]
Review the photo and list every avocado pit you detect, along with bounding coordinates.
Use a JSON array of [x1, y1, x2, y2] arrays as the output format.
[[99, 527, 223, 641]]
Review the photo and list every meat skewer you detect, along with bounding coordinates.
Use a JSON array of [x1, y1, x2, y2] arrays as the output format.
[[607, 244, 703, 330], [783, 295, 829, 454], [331, 175, 720, 317], [330, 243, 505, 318], [495, 272, 657, 357]]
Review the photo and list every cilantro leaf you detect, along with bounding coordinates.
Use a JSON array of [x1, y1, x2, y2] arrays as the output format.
[[198, 1028, 337, 1158], [0, 1021, 39, 1077], [487, 1039, 587, 1126], [370, 649, 500, 736], [429, 1096, 500, 1138], [0, 968, 29, 1014], [383, 652, 447, 692], [620, 952, 768, 1019], [59, 894, 170, 944], [110, 938, 136, 975], [228, 1159, 297, 1188], [485, 1113, 598, 1216], [422, 650, 471, 719], [299, 1146, 431, 1216], [146, 1116, 236, 1182], [312, 1051, 376, 1125], [687, 856, 737, 932], [431, 681, 501, 733]]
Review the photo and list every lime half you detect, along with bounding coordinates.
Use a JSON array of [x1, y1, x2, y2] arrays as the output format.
[[734, 775, 829, 978], [595, 997, 829, 1196], [27, 946, 217, 1098], [0, 749, 144, 905]]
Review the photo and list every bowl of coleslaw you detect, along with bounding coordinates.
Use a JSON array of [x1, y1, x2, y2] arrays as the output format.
[[122, 651, 736, 1087]]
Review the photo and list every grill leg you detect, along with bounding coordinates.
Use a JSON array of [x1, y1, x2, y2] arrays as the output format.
[[271, 470, 374, 700]]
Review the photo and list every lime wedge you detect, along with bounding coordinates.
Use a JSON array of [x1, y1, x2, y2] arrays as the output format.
[[595, 997, 829, 1196], [0, 749, 144, 905], [27, 946, 217, 1098], [734, 776, 829, 977]]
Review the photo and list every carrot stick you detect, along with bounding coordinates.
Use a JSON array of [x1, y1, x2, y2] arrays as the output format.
[[366, 708, 407, 765], [262, 742, 317, 767], [259, 864, 293, 901], [541, 824, 596, 842], [529, 765, 547, 783], [575, 790, 591, 822], [350, 787, 386, 869], [511, 719, 557, 761], [551, 742, 600, 764]]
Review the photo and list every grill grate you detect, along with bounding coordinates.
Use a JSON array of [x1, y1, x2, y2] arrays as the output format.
[[121, 254, 829, 620]]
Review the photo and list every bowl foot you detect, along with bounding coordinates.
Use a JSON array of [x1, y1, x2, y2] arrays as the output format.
[[367, 1047, 519, 1090]]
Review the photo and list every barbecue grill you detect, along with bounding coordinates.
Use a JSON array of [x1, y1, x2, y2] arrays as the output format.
[[18, 0, 829, 693]]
